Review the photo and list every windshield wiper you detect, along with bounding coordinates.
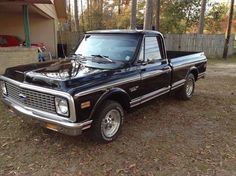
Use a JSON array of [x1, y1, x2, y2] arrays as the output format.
[[91, 54, 113, 63], [70, 54, 87, 62]]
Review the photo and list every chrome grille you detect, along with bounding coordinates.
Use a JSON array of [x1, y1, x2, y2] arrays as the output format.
[[5, 82, 56, 113], [0, 81, 3, 95]]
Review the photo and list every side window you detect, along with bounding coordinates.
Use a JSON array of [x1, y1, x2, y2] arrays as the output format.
[[145, 37, 162, 63]]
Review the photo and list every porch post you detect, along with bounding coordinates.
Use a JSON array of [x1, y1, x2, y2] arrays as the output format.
[[22, 4, 31, 47]]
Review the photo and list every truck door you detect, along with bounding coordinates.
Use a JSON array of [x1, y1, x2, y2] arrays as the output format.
[[139, 35, 171, 101]]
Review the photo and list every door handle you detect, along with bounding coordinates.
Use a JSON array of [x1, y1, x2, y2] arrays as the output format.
[[162, 66, 170, 71], [141, 68, 146, 71]]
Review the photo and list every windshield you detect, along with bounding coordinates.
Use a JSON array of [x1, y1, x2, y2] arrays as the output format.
[[75, 34, 140, 62]]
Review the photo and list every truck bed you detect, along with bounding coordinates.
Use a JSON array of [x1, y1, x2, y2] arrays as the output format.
[[167, 51, 199, 59]]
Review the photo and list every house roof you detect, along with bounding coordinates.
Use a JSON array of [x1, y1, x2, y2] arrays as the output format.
[[0, 0, 52, 4], [34, 0, 67, 20], [0, 0, 67, 20]]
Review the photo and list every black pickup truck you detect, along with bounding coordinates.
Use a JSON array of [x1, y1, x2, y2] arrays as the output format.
[[0, 30, 207, 143]]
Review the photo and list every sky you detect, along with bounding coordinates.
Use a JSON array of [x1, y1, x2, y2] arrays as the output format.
[[70, 0, 236, 9], [213, 0, 236, 4], [68, 0, 236, 14]]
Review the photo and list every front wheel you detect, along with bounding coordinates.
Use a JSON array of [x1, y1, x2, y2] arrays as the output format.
[[177, 73, 195, 100], [87, 100, 124, 143]]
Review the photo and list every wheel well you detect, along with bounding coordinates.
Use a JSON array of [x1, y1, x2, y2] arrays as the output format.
[[90, 92, 130, 120], [190, 69, 198, 81], [107, 93, 130, 112]]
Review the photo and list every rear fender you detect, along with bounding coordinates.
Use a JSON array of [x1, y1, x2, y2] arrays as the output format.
[[186, 66, 198, 80]]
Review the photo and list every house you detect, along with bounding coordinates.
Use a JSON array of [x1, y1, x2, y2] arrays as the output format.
[[0, 0, 67, 57]]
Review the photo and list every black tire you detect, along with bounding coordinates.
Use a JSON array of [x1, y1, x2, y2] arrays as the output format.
[[87, 100, 124, 143], [177, 73, 195, 100]]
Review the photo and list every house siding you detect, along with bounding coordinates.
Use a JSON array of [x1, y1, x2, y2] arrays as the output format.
[[34, 4, 57, 19]]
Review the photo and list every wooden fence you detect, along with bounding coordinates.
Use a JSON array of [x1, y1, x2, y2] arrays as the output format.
[[164, 34, 235, 58], [58, 31, 84, 55], [58, 32, 235, 58]]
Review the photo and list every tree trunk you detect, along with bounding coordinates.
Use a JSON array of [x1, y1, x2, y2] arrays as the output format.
[[68, 0, 72, 31], [198, 0, 207, 34], [150, 0, 153, 29], [155, 0, 160, 31], [118, 0, 121, 14], [87, 0, 90, 29], [223, 0, 234, 58], [80, 0, 85, 32], [130, 0, 137, 29], [144, 0, 152, 30], [74, 0, 79, 31], [100, 0, 103, 14]]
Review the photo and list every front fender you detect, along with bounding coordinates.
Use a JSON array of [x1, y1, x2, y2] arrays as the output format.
[[88, 88, 131, 119]]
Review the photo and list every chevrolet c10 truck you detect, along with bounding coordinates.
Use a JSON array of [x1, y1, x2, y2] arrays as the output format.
[[0, 30, 207, 143]]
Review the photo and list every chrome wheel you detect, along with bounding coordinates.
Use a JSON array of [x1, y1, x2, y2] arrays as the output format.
[[176, 73, 195, 100], [186, 77, 194, 96], [101, 109, 121, 138]]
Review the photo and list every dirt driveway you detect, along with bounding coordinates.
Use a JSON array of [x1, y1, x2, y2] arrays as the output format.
[[0, 60, 236, 176]]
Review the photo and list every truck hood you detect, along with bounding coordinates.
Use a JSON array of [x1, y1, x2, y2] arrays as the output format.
[[3, 59, 118, 91]]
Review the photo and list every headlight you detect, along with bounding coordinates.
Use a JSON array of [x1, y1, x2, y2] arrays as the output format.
[[1, 82, 7, 95], [55, 97, 69, 116]]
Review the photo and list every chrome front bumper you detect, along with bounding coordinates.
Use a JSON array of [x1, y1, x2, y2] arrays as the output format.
[[2, 97, 92, 136]]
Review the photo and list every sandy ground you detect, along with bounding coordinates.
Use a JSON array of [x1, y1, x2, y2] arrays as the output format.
[[0, 60, 236, 176]]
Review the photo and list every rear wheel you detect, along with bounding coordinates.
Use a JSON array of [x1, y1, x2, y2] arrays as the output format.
[[177, 73, 195, 100], [87, 100, 124, 143]]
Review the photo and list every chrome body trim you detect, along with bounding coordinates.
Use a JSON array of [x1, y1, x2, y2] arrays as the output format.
[[198, 72, 205, 79], [141, 68, 171, 80], [1, 97, 92, 136], [130, 97, 140, 106], [171, 79, 186, 90], [141, 89, 170, 104], [0, 76, 77, 122], [171, 83, 185, 90], [130, 86, 170, 107], [173, 59, 207, 71], [75, 75, 141, 97]]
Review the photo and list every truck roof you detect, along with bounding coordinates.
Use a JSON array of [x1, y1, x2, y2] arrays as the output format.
[[86, 29, 162, 35]]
